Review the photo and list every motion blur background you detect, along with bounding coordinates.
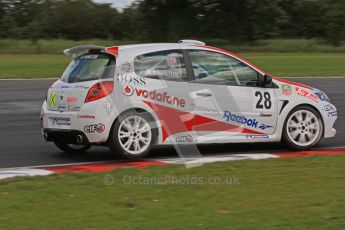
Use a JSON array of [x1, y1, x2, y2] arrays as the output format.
[[1, 0, 345, 46], [1, 0, 345, 79]]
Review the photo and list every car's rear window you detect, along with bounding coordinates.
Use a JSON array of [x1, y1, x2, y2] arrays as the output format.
[[61, 53, 115, 83]]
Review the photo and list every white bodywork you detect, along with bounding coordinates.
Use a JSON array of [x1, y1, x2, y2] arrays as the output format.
[[41, 42, 337, 147]]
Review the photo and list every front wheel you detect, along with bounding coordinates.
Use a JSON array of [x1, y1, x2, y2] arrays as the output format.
[[282, 106, 323, 150], [108, 111, 157, 160], [54, 142, 91, 154]]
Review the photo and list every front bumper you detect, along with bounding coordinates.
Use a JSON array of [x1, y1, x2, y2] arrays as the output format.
[[320, 102, 337, 138]]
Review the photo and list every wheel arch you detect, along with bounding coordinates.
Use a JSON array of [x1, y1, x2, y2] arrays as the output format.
[[107, 107, 161, 144], [283, 103, 325, 138]]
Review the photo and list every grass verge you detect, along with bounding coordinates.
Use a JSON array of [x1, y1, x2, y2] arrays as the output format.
[[1, 53, 345, 78], [0, 155, 345, 229]]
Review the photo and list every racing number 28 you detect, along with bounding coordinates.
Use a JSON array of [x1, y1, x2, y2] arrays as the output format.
[[255, 91, 272, 109]]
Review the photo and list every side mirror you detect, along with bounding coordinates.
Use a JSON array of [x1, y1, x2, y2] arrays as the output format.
[[264, 75, 272, 86], [258, 74, 272, 87]]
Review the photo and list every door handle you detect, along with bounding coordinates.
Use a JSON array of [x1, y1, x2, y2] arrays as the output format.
[[260, 113, 272, 117], [196, 92, 213, 97]]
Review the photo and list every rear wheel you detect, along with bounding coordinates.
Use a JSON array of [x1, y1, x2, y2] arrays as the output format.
[[54, 142, 91, 154], [108, 110, 157, 160], [282, 106, 323, 150]]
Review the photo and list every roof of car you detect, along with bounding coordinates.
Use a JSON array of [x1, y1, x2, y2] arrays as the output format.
[[64, 40, 206, 57]]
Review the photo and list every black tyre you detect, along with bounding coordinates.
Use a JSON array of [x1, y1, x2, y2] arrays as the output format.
[[282, 105, 323, 150], [108, 110, 157, 160], [54, 142, 91, 154]]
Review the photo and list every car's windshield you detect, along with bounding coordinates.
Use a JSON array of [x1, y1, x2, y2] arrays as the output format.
[[61, 53, 115, 83]]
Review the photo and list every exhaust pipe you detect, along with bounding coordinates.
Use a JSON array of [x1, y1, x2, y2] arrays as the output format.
[[43, 132, 48, 141], [76, 135, 83, 144]]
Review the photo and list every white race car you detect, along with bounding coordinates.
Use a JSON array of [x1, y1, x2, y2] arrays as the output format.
[[41, 40, 337, 159]]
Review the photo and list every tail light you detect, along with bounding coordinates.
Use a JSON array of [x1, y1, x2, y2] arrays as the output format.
[[85, 81, 114, 103]]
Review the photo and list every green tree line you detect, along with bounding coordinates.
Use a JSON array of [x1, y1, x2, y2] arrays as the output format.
[[0, 0, 344, 45]]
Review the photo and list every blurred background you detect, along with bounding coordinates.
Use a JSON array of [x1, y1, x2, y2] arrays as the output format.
[[0, 0, 344, 78]]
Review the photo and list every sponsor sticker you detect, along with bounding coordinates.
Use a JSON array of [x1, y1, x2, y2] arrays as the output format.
[[282, 84, 292, 96], [223, 110, 258, 128], [73, 85, 89, 89], [117, 73, 146, 86], [258, 124, 273, 130], [123, 85, 134, 96], [328, 111, 337, 117], [67, 96, 77, 103], [52, 118, 71, 126], [324, 104, 336, 112], [103, 102, 113, 116], [167, 55, 178, 67], [138, 69, 179, 78], [84, 123, 105, 133], [78, 114, 95, 119], [135, 89, 186, 108], [296, 87, 319, 103], [57, 105, 67, 110], [176, 135, 193, 143], [49, 92, 56, 106], [247, 135, 269, 139], [120, 62, 132, 72]]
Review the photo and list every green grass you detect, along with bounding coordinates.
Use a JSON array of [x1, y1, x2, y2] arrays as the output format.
[[0, 54, 69, 78], [0, 156, 344, 229], [242, 53, 345, 77], [0, 53, 344, 78], [0, 39, 138, 54]]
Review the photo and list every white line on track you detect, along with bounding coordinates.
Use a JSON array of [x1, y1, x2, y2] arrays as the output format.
[[1, 145, 344, 171]]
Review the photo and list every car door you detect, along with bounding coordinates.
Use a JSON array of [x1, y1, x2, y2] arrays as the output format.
[[128, 49, 194, 143], [184, 49, 278, 140]]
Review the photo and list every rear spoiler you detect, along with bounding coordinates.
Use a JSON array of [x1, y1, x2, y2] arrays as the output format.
[[63, 45, 118, 58]]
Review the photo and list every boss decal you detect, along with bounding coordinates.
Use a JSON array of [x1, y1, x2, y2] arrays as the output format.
[[117, 73, 146, 86], [84, 123, 105, 133]]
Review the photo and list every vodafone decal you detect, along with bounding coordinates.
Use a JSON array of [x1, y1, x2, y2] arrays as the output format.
[[136, 89, 186, 107], [123, 85, 185, 108]]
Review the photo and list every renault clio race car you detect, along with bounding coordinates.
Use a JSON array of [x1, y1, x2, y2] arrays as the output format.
[[41, 40, 337, 159]]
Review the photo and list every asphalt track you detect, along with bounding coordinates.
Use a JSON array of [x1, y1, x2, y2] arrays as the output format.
[[0, 77, 344, 168]]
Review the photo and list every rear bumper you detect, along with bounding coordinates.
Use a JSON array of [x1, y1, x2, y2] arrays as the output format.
[[43, 129, 90, 145], [41, 99, 115, 143]]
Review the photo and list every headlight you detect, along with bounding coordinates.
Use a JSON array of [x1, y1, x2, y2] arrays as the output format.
[[312, 88, 330, 102]]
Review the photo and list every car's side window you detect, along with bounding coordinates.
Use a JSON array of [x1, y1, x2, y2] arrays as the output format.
[[188, 50, 259, 86], [134, 49, 187, 81]]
